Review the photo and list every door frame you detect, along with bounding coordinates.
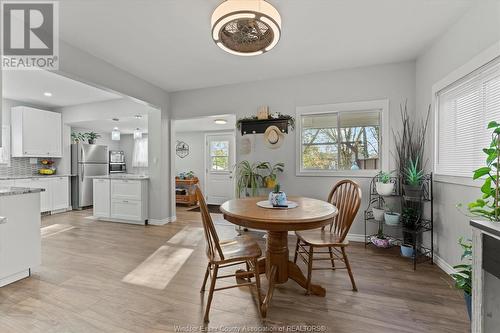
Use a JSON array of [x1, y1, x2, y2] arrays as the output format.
[[170, 115, 237, 216], [203, 131, 237, 204]]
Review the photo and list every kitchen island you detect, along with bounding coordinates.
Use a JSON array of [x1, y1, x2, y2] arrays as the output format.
[[0, 187, 42, 287], [91, 175, 149, 225]]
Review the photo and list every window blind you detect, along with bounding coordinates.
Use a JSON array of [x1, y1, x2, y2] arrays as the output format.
[[436, 57, 500, 177]]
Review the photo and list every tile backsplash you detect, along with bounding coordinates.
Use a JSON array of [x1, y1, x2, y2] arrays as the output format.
[[0, 158, 39, 177]]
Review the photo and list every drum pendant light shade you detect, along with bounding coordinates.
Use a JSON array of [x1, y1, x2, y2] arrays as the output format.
[[211, 0, 281, 56]]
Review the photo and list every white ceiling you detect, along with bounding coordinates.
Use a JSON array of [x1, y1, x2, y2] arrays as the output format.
[[175, 114, 236, 132], [70, 115, 149, 135], [58, 0, 473, 92], [2, 70, 122, 108]]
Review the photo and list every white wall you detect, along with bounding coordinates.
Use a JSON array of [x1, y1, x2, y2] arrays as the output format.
[[171, 61, 416, 236], [175, 131, 205, 191], [416, 1, 500, 267]]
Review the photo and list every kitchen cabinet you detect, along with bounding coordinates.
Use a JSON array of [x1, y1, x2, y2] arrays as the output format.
[[14, 177, 69, 213], [0, 191, 41, 287], [51, 177, 69, 211], [11, 106, 62, 157], [94, 177, 148, 224], [93, 179, 110, 218]]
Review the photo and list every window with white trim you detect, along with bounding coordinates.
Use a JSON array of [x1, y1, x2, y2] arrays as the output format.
[[436, 57, 500, 177], [296, 100, 388, 176]]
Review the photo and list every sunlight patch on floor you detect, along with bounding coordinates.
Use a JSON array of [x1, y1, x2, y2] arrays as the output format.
[[166, 226, 204, 247], [41, 224, 75, 238], [122, 245, 194, 290]]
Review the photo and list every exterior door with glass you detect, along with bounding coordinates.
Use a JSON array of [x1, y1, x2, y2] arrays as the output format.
[[205, 133, 236, 205]]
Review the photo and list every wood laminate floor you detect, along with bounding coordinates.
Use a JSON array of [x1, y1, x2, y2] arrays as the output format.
[[0, 207, 469, 332]]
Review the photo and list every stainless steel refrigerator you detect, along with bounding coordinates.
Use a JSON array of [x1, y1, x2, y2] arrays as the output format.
[[71, 144, 109, 209]]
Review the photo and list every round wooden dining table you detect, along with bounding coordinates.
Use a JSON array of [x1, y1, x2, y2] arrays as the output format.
[[220, 196, 338, 315]]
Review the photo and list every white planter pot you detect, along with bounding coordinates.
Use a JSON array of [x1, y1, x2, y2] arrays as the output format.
[[376, 182, 394, 196], [372, 207, 385, 221]]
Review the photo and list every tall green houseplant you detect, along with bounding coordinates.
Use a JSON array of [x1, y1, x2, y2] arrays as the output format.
[[235, 161, 266, 198], [467, 121, 500, 221]]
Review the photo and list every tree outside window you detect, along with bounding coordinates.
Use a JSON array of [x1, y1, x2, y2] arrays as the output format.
[[301, 111, 380, 171]]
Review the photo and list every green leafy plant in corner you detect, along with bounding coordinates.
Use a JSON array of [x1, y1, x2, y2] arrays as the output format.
[[451, 237, 472, 296], [235, 161, 267, 198], [404, 156, 424, 186], [71, 132, 85, 143], [460, 121, 500, 221]]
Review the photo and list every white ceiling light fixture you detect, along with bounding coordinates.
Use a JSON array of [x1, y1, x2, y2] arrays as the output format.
[[214, 119, 228, 125], [211, 0, 281, 56], [112, 127, 121, 141], [43, 92, 52, 97], [134, 128, 143, 140]]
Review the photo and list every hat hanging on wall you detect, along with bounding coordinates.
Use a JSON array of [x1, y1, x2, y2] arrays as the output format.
[[264, 125, 284, 149]]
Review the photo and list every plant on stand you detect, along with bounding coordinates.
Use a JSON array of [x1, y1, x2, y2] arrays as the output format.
[[375, 171, 395, 196], [451, 237, 472, 319], [393, 102, 430, 257]]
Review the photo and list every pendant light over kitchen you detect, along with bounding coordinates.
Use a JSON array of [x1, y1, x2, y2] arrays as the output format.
[[211, 0, 281, 56]]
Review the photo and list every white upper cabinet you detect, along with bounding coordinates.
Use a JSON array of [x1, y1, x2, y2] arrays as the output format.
[[11, 106, 62, 157]]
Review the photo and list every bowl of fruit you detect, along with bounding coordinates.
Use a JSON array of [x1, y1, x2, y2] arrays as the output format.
[[39, 160, 56, 175]]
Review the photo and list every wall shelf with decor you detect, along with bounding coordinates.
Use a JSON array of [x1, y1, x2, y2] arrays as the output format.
[[239, 118, 289, 135], [363, 173, 434, 270]]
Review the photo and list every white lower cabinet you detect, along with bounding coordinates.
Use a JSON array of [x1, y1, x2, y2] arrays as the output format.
[[93, 179, 110, 218], [14, 177, 70, 213], [51, 177, 69, 211], [111, 199, 142, 221], [94, 178, 148, 224]]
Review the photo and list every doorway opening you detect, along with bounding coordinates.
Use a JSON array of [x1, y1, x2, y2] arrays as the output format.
[[172, 115, 236, 217]]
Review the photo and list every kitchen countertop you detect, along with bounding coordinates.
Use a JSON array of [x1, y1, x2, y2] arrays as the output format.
[[0, 187, 45, 196], [90, 174, 150, 180], [0, 175, 71, 180]]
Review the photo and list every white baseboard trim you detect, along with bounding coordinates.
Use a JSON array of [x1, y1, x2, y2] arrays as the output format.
[[347, 233, 366, 243], [434, 254, 456, 276], [149, 216, 176, 226]]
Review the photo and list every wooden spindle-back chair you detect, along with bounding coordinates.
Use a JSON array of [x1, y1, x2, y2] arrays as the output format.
[[196, 186, 263, 322], [293, 180, 362, 294]]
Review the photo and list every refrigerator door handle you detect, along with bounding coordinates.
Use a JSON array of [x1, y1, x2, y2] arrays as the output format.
[[81, 164, 84, 182]]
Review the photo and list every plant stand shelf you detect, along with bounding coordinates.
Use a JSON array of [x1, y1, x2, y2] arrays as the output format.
[[364, 173, 434, 270]]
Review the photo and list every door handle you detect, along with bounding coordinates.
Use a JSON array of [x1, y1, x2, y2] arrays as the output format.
[[81, 165, 85, 182], [0, 216, 7, 224]]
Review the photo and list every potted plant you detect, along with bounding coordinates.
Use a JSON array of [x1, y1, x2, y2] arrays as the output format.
[[260, 162, 284, 188], [268, 183, 287, 206], [402, 157, 425, 200], [235, 161, 267, 197], [375, 171, 395, 196], [372, 204, 385, 221], [384, 207, 400, 226], [370, 223, 391, 248], [71, 132, 85, 143], [399, 206, 420, 257], [451, 237, 472, 320], [460, 121, 500, 222], [85, 132, 101, 144]]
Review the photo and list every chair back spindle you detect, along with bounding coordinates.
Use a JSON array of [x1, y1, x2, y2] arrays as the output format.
[[195, 186, 224, 262], [326, 180, 362, 242]]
